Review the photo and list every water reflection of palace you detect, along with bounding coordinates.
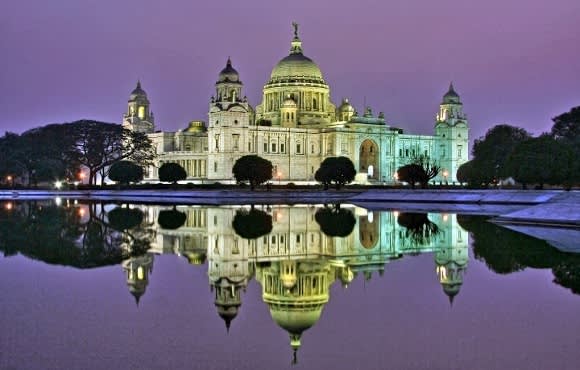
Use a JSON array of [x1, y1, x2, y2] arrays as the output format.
[[123, 205, 468, 359]]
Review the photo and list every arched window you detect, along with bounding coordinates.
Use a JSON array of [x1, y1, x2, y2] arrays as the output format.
[[138, 106, 145, 119], [313, 98, 318, 110]]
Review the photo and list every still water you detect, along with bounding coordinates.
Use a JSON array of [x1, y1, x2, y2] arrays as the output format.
[[1, 200, 579, 370]]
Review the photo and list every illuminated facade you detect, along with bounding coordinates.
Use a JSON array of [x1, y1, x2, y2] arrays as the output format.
[[123, 24, 469, 183]]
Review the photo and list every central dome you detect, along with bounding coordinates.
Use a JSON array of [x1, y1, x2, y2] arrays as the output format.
[[270, 54, 324, 82], [268, 23, 326, 85]]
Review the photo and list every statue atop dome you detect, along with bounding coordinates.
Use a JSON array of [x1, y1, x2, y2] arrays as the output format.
[[292, 21, 299, 39]]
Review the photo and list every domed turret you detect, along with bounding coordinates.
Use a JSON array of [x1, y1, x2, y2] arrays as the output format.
[[129, 81, 149, 102], [218, 57, 240, 83], [442, 82, 461, 104], [338, 98, 355, 121], [122, 253, 154, 306]]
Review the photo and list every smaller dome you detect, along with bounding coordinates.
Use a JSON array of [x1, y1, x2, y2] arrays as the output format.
[[339, 98, 355, 112], [218, 58, 240, 83], [443, 83, 461, 104], [129, 81, 149, 101], [282, 96, 297, 108]]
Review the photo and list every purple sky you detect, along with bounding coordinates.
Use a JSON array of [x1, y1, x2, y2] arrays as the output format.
[[1, 0, 579, 148]]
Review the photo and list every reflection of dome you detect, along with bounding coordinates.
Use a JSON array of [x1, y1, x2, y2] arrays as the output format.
[[216, 303, 240, 332], [183, 251, 206, 265], [270, 307, 323, 335], [218, 57, 240, 83]]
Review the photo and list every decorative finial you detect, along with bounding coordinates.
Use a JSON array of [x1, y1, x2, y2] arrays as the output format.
[[449, 81, 455, 92], [227, 56, 232, 67], [292, 21, 299, 39], [136, 80, 141, 89]]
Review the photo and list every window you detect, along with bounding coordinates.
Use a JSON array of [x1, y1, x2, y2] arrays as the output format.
[[263, 142, 268, 152], [271, 235, 276, 244], [313, 98, 317, 110], [248, 142, 252, 151], [405, 149, 409, 157], [296, 234, 301, 243], [457, 145, 463, 158], [311, 144, 315, 154], [440, 145, 446, 158], [214, 162, 218, 172], [233, 134, 239, 150], [234, 120, 238, 125], [399, 149, 403, 157], [271, 143, 277, 152], [280, 143, 285, 153], [214, 134, 220, 150], [296, 142, 302, 154]]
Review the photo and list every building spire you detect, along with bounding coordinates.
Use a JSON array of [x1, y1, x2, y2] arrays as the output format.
[[290, 21, 303, 54]]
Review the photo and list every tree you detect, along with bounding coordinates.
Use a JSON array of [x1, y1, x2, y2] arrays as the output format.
[[551, 106, 580, 141], [315, 157, 356, 190], [232, 155, 273, 190], [471, 124, 531, 183], [109, 161, 143, 185], [396, 164, 424, 189], [505, 134, 573, 189], [64, 120, 155, 185], [158, 162, 187, 184], [413, 154, 440, 188]]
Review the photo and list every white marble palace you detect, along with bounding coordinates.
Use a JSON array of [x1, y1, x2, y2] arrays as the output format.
[[122, 23, 469, 184]]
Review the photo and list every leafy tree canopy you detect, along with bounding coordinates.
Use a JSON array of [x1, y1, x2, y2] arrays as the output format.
[[551, 106, 580, 142], [315, 156, 356, 190], [472, 124, 531, 181], [232, 155, 273, 190], [159, 162, 187, 184], [109, 160, 144, 185], [157, 208, 187, 230]]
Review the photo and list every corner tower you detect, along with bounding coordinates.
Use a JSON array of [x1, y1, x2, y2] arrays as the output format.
[[207, 58, 254, 180], [122, 81, 155, 133], [434, 83, 469, 183]]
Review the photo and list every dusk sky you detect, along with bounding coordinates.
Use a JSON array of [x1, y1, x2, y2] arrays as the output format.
[[1, 0, 579, 148]]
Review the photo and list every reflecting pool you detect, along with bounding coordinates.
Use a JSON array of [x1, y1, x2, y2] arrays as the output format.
[[1, 200, 580, 370]]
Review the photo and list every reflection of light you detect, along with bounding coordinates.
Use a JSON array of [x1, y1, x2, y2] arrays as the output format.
[[393, 211, 399, 218], [78, 208, 85, 217], [74, 200, 78, 205], [55, 197, 62, 206], [4, 202, 13, 211], [442, 214, 449, 222], [367, 212, 374, 223], [393, 172, 398, 180], [54, 180, 63, 189], [137, 266, 144, 280], [437, 265, 448, 279]]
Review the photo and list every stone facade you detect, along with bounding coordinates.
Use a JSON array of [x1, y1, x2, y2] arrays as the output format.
[[123, 24, 469, 184]]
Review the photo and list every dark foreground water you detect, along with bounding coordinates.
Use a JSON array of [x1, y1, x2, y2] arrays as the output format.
[[1, 200, 579, 370]]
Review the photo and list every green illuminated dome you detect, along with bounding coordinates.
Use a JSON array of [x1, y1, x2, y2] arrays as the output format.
[[268, 24, 325, 85], [218, 57, 240, 83]]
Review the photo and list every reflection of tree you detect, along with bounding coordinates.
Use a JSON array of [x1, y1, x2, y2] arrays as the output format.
[[315, 205, 355, 237], [0, 201, 153, 268], [108, 207, 144, 231], [157, 207, 187, 230], [397, 212, 440, 246], [458, 215, 580, 295], [232, 208, 272, 239]]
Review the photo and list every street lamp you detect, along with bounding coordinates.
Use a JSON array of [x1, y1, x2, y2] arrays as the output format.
[[6, 175, 13, 188], [277, 171, 282, 185], [443, 170, 449, 185]]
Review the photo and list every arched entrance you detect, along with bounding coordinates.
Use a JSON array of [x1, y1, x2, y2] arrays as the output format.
[[359, 212, 380, 249], [359, 139, 379, 180]]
